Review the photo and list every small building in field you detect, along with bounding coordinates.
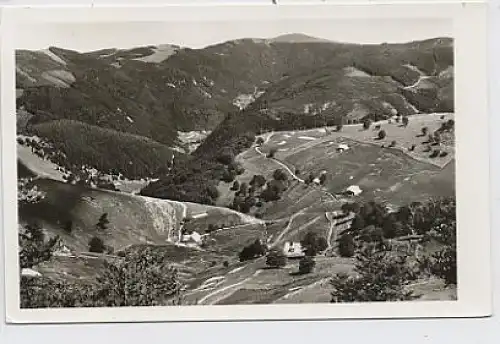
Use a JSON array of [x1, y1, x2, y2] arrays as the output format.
[[344, 185, 363, 197], [181, 231, 202, 246], [337, 144, 349, 152], [283, 241, 305, 258]]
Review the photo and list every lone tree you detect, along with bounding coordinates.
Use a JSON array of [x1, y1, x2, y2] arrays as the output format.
[[96, 213, 110, 231], [362, 119, 372, 130], [266, 249, 287, 269], [377, 130, 387, 140], [301, 231, 328, 256], [338, 233, 355, 258], [231, 180, 240, 191], [298, 256, 316, 274], [63, 220, 73, 234], [88, 236, 106, 253], [336, 124, 343, 132]]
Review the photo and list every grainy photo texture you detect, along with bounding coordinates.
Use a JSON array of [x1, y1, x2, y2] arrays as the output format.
[[14, 17, 458, 309]]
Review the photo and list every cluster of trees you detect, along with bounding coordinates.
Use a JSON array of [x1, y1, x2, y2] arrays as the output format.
[[230, 170, 291, 214], [331, 198, 457, 301], [18, 178, 46, 205]]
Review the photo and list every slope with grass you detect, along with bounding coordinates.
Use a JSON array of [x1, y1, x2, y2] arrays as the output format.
[[19, 178, 265, 254]]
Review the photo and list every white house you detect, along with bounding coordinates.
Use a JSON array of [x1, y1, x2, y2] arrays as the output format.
[[345, 185, 363, 196], [283, 241, 305, 258], [181, 231, 202, 246]]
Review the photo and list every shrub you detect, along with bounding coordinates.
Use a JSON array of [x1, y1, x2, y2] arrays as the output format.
[[255, 137, 265, 145], [298, 256, 316, 274], [221, 169, 236, 183], [440, 151, 448, 157], [389, 140, 397, 148], [330, 245, 417, 302], [409, 144, 416, 152], [362, 119, 371, 130], [402, 116, 409, 127], [305, 173, 315, 185], [338, 233, 355, 257], [319, 173, 327, 185], [336, 124, 343, 132], [88, 236, 106, 253], [266, 249, 287, 269], [421, 127, 428, 136], [377, 130, 387, 140], [223, 261, 230, 268], [266, 148, 277, 158]]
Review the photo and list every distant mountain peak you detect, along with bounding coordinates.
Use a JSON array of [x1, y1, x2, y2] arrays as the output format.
[[268, 33, 332, 43]]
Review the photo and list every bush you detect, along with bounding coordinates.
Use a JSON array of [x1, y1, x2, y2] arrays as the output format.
[[336, 124, 343, 132], [298, 256, 316, 274], [239, 239, 267, 262], [319, 173, 327, 185], [256, 137, 265, 145], [409, 144, 416, 152], [377, 130, 387, 140], [301, 231, 328, 256], [330, 245, 417, 302], [421, 127, 428, 136], [389, 140, 397, 148], [273, 169, 288, 181], [88, 236, 106, 253], [223, 261, 230, 268], [439, 151, 448, 157], [338, 233, 355, 257], [266, 249, 287, 269]]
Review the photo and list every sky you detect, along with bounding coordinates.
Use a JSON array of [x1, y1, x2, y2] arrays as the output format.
[[15, 18, 452, 52]]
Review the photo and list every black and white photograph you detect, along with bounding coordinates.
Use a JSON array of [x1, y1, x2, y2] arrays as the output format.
[[1, 4, 491, 323]]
